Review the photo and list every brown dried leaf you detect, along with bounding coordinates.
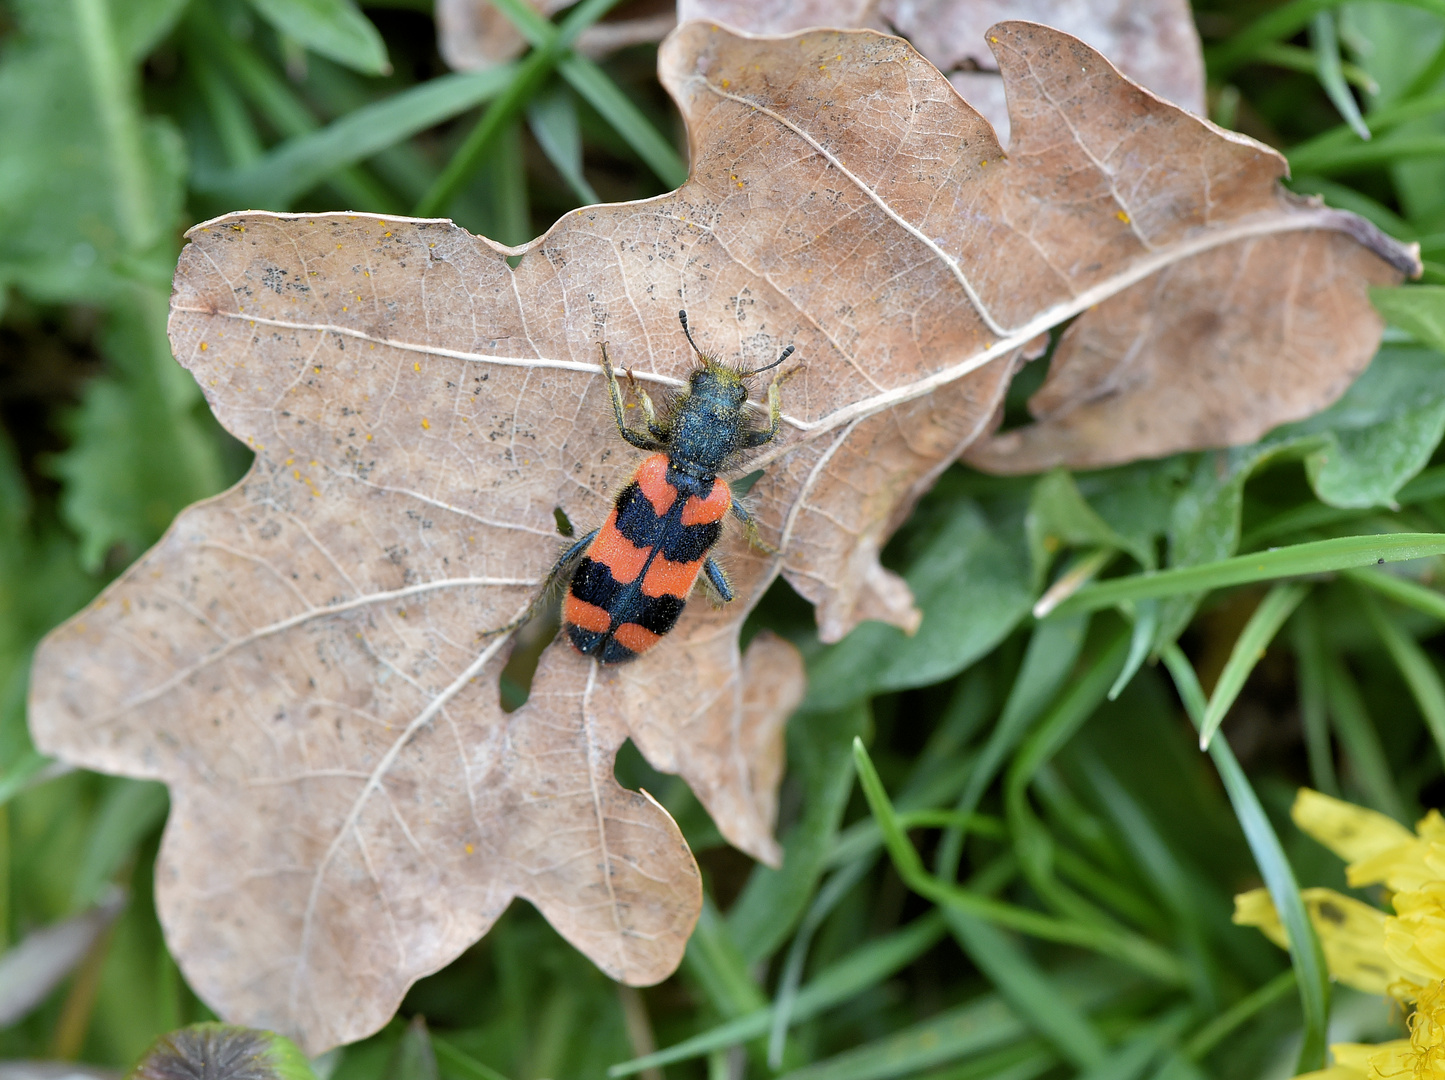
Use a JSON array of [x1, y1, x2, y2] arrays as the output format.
[[30, 22, 1413, 1053], [680, 0, 1206, 143]]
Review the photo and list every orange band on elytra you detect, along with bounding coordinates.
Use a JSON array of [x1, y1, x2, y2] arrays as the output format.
[[635, 454, 676, 515], [613, 622, 663, 654], [588, 513, 651, 584], [681, 478, 731, 526], [642, 555, 704, 599], [563, 595, 611, 633]]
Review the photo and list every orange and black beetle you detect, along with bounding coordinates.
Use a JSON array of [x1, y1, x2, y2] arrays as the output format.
[[551, 310, 795, 664]]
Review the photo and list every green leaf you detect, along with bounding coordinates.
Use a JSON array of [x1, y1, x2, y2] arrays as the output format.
[[806, 499, 1032, 709], [1372, 285, 1445, 352], [0, 0, 185, 298], [1027, 469, 1152, 589], [49, 294, 229, 570], [243, 0, 390, 76], [128, 1024, 318, 1080]]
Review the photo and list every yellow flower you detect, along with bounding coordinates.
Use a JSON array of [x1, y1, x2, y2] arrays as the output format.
[[1234, 789, 1445, 1079]]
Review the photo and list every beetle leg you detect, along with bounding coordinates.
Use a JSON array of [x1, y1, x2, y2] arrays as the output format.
[[729, 496, 778, 555], [703, 557, 734, 603], [600, 343, 666, 452]]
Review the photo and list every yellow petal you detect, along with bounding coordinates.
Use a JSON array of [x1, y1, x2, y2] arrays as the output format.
[[1365, 1039, 1423, 1079], [1294, 788, 1415, 864], [1233, 887, 1290, 949], [1332, 1042, 1398, 1071], [1387, 889, 1445, 985], [1234, 886, 1405, 994]]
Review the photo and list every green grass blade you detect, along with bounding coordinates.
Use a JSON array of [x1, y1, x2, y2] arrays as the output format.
[[608, 912, 948, 1076], [942, 910, 1108, 1069], [682, 899, 766, 1020], [1161, 645, 1331, 1074], [854, 740, 1186, 983], [70, 779, 167, 909], [526, 85, 599, 205], [1198, 583, 1309, 749], [773, 996, 1031, 1080], [1109, 600, 1157, 700], [244, 0, 390, 76], [190, 14, 397, 211], [1050, 534, 1445, 616], [1181, 970, 1296, 1061], [432, 1035, 513, 1080], [936, 615, 1088, 878], [1207, 0, 1445, 76], [1289, 135, 1445, 175], [1344, 566, 1445, 621], [205, 67, 516, 206], [415, 0, 623, 217], [1292, 605, 1341, 796], [1251, 42, 1378, 92], [557, 55, 688, 188], [1309, 12, 1371, 141], [766, 857, 875, 1068], [1325, 660, 1407, 820], [1358, 585, 1445, 763]]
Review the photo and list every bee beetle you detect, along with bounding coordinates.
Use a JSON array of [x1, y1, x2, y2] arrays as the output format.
[[551, 310, 796, 665]]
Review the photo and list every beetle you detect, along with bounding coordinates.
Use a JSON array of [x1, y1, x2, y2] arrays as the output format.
[[551, 310, 795, 665]]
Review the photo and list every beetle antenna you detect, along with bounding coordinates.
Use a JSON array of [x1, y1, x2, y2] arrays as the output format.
[[741, 344, 794, 377], [678, 309, 707, 358]]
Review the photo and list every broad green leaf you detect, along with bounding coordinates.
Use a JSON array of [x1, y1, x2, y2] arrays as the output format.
[[243, 0, 390, 76], [1027, 470, 1151, 589], [806, 499, 1032, 710], [49, 295, 229, 570], [1371, 284, 1445, 351]]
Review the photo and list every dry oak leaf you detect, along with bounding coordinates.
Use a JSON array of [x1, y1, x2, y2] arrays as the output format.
[[679, 0, 1206, 145], [30, 21, 1416, 1053]]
